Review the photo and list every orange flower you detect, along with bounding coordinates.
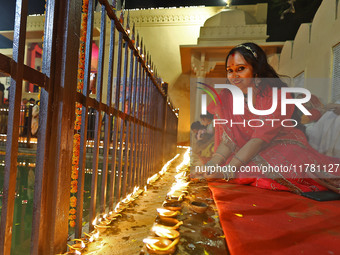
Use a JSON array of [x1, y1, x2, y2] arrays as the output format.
[[78, 72, 84, 80], [71, 171, 79, 180], [68, 214, 77, 220], [76, 108, 82, 115], [70, 196, 77, 203], [72, 158, 79, 166], [69, 220, 76, 228], [74, 133, 80, 141], [69, 208, 76, 215], [70, 199, 77, 207]]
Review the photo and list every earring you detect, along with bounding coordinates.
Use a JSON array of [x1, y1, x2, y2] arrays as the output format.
[[254, 77, 261, 87]]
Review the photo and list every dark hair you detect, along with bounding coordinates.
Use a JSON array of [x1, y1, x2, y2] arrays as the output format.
[[226, 42, 287, 96], [200, 112, 214, 121], [191, 121, 204, 131]]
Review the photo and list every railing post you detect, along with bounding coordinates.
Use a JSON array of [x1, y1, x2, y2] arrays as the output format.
[[32, 0, 81, 253], [0, 0, 28, 253]]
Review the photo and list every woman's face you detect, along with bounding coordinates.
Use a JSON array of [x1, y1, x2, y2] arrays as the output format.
[[226, 51, 255, 93]]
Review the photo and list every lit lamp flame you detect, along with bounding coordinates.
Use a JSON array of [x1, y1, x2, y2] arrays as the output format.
[[152, 226, 180, 239], [114, 202, 121, 212], [94, 231, 99, 239], [92, 218, 97, 226], [147, 173, 159, 185], [143, 238, 159, 245], [157, 208, 179, 217], [89, 235, 94, 243]]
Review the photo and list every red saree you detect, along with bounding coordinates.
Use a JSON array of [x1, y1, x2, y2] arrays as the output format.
[[208, 86, 340, 193]]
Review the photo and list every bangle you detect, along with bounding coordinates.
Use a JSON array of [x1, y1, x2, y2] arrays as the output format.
[[213, 152, 226, 161], [233, 155, 247, 165]]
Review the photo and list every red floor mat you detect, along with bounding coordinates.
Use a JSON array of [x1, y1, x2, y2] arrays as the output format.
[[209, 181, 340, 255]]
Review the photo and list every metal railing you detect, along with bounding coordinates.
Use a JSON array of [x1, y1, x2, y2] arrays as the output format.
[[0, 0, 178, 254]]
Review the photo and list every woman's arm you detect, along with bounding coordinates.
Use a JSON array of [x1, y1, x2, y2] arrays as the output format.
[[203, 138, 266, 180], [229, 138, 267, 168], [206, 139, 233, 166]]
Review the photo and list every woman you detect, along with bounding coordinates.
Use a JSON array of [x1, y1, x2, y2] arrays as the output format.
[[204, 42, 340, 195], [31, 100, 40, 136]]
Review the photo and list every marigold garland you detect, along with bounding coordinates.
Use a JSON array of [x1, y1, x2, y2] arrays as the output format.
[[69, 0, 89, 228]]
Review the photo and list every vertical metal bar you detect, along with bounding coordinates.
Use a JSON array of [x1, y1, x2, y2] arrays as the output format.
[[149, 88, 156, 176], [161, 94, 168, 165], [136, 58, 144, 187], [139, 63, 147, 186], [116, 32, 129, 200], [107, 0, 118, 211], [134, 41, 143, 188], [145, 77, 152, 180], [30, 0, 59, 250], [89, 4, 106, 229], [109, 10, 124, 208], [144, 72, 151, 185], [141, 72, 150, 185], [0, 0, 28, 253], [76, 0, 95, 237], [122, 22, 134, 197], [101, 5, 116, 214], [151, 87, 157, 174], [144, 78, 150, 182], [146, 73, 153, 182], [151, 88, 157, 174], [128, 30, 139, 192]]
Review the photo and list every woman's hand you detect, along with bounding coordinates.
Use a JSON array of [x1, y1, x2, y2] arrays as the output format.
[[325, 103, 340, 115], [199, 163, 236, 181]]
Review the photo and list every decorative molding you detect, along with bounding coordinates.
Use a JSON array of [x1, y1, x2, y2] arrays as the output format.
[[130, 14, 209, 26], [27, 16, 45, 31], [199, 24, 267, 39], [93, 13, 210, 27]]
